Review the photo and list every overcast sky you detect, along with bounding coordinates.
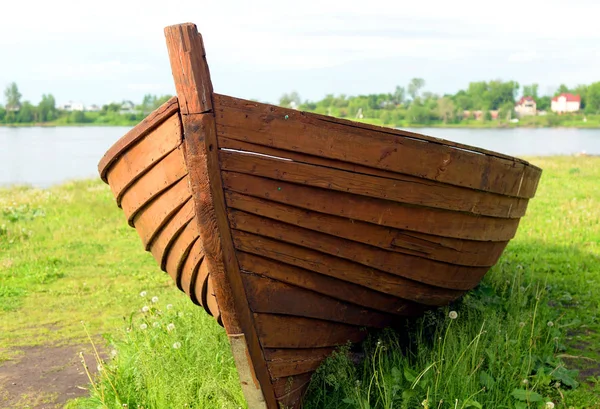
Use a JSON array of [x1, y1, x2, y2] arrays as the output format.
[[1, 0, 599, 106]]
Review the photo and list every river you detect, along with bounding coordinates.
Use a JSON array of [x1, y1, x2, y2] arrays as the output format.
[[1, 126, 599, 187]]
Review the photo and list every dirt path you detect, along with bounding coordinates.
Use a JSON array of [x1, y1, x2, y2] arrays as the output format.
[[0, 344, 100, 408]]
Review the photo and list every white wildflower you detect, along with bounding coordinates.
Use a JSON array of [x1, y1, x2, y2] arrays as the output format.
[[141, 306, 150, 313], [545, 402, 555, 409], [111, 349, 118, 357], [151, 296, 159, 303], [448, 311, 458, 320], [97, 364, 103, 371], [547, 321, 554, 327], [166, 304, 173, 310], [140, 291, 147, 297], [167, 323, 175, 332], [522, 378, 529, 385], [173, 341, 182, 349], [140, 323, 148, 330]]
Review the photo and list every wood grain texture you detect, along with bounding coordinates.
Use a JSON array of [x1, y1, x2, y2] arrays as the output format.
[[164, 22, 277, 409], [222, 172, 520, 242], [220, 150, 528, 218], [164, 221, 199, 287], [106, 113, 182, 203], [214, 94, 541, 198], [235, 239, 459, 308], [226, 191, 507, 267], [98, 96, 179, 181], [242, 273, 395, 327], [120, 146, 188, 223], [271, 372, 313, 409], [229, 210, 488, 291], [264, 347, 336, 378], [149, 199, 195, 265], [180, 237, 204, 304]]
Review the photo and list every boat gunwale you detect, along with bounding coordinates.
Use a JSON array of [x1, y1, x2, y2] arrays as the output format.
[[98, 96, 179, 182]]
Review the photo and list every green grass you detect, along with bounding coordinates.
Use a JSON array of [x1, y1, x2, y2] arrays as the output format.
[[1, 157, 599, 408]]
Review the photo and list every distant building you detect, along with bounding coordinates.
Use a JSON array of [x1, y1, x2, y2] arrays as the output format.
[[551, 93, 581, 113], [515, 96, 537, 117], [490, 110, 499, 120], [58, 101, 85, 112], [87, 104, 101, 112], [120, 100, 137, 115]]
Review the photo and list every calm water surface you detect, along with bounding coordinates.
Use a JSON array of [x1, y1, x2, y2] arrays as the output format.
[[1, 126, 599, 187]]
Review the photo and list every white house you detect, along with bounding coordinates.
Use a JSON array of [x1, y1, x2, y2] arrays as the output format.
[[515, 96, 537, 117], [551, 93, 581, 113], [58, 101, 85, 111]]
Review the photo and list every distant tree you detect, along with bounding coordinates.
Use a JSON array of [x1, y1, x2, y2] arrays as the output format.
[[70, 110, 86, 123], [556, 84, 570, 95], [436, 97, 455, 124], [279, 91, 301, 108], [585, 82, 600, 114], [537, 96, 551, 111], [393, 86, 405, 105], [17, 101, 35, 123], [522, 84, 539, 99], [498, 101, 514, 121], [407, 78, 425, 100], [4, 82, 21, 122], [0, 106, 5, 122], [38, 94, 57, 122], [407, 101, 430, 124]]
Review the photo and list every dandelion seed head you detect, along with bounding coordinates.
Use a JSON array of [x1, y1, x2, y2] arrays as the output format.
[[519, 322, 526, 328], [522, 379, 529, 384], [141, 306, 150, 313], [173, 341, 182, 349], [140, 291, 147, 297], [545, 402, 555, 409], [167, 323, 175, 332], [166, 304, 173, 310], [448, 311, 458, 320], [152, 322, 160, 328], [151, 296, 159, 303], [140, 323, 148, 330], [97, 364, 103, 371], [547, 321, 554, 327], [111, 349, 117, 357], [554, 381, 561, 388]]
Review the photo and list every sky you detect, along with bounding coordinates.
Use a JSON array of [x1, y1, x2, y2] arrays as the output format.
[[1, 0, 599, 107]]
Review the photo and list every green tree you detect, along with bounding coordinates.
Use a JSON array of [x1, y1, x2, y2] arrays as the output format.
[[69, 110, 87, 123], [17, 101, 35, 123], [522, 84, 539, 99], [407, 78, 425, 100], [393, 86, 405, 105], [38, 94, 57, 122], [436, 97, 455, 124], [4, 82, 21, 122], [537, 96, 551, 111], [585, 82, 600, 114], [279, 91, 301, 108]]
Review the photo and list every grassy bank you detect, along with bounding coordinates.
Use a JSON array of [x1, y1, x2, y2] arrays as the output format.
[[1, 157, 598, 408]]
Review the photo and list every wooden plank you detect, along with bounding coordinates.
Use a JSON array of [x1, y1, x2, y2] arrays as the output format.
[[242, 273, 394, 328], [219, 150, 528, 219], [214, 94, 541, 198], [264, 347, 335, 378], [165, 23, 277, 409], [272, 372, 313, 409], [149, 199, 194, 265], [254, 314, 367, 349], [206, 276, 221, 320], [226, 191, 507, 267], [120, 146, 188, 219], [106, 113, 182, 203], [236, 239, 459, 308], [180, 237, 204, 304], [230, 210, 487, 291], [164, 221, 199, 287], [131, 176, 191, 246], [222, 172, 519, 241], [98, 96, 179, 181]]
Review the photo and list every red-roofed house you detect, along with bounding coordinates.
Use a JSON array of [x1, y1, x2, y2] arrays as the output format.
[[551, 93, 581, 113], [515, 96, 536, 117]]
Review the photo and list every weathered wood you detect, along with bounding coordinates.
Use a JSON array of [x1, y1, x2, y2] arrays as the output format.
[[242, 273, 394, 327], [206, 276, 221, 320], [235, 239, 459, 307], [271, 372, 313, 409], [254, 314, 367, 349], [264, 347, 336, 378], [219, 150, 528, 219], [165, 22, 276, 409], [193, 259, 212, 316], [180, 237, 204, 304], [226, 191, 507, 267], [98, 96, 179, 181], [230, 210, 487, 290], [214, 94, 540, 198], [131, 176, 191, 247], [222, 172, 520, 241], [164, 221, 199, 286], [120, 147, 188, 221], [149, 200, 194, 265], [106, 114, 182, 202]]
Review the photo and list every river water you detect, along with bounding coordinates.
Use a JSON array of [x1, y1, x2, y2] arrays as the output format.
[[1, 126, 599, 187]]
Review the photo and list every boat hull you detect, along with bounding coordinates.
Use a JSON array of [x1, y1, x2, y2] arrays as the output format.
[[98, 23, 542, 409]]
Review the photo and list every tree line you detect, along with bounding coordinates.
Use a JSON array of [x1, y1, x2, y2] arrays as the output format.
[[280, 78, 600, 127], [0, 82, 172, 125]]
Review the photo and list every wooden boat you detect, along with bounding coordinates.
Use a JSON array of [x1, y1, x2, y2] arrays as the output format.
[[98, 23, 542, 409]]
